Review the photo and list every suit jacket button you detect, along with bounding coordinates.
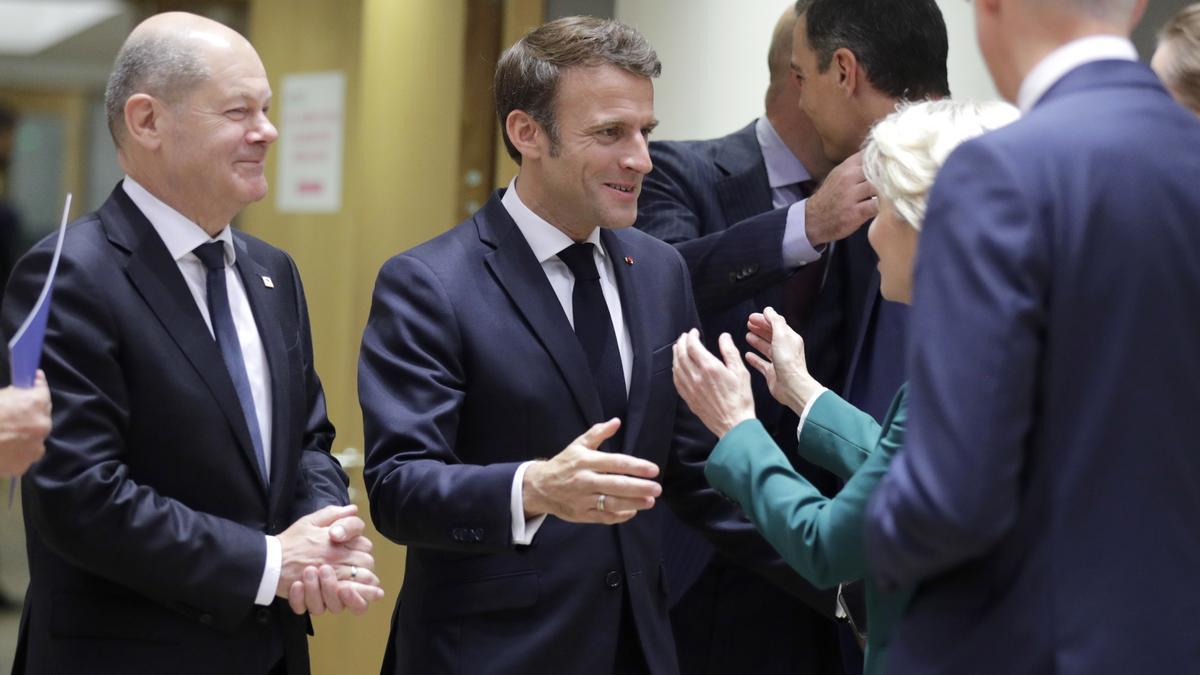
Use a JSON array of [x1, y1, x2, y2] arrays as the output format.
[[256, 608, 272, 624], [605, 571, 622, 589], [199, 613, 213, 625]]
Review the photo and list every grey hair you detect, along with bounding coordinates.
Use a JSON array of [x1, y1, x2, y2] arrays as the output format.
[[863, 99, 1019, 230], [104, 33, 210, 146]]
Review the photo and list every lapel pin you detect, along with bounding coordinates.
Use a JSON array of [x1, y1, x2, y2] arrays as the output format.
[[261, 276, 274, 288], [624, 256, 634, 266]]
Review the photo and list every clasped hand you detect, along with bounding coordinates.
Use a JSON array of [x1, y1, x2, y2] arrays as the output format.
[[0, 370, 53, 477], [276, 504, 385, 616]]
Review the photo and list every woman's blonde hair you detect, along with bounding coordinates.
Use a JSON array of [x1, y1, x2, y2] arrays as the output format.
[[862, 99, 1019, 230]]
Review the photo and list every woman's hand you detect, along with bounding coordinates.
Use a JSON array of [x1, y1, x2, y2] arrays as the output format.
[[745, 307, 824, 416], [672, 330, 756, 438]]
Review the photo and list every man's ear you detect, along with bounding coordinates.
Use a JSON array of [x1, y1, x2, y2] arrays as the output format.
[[977, 0, 1003, 22], [1129, 0, 1148, 31], [124, 94, 165, 150], [506, 109, 546, 162], [832, 48, 860, 97]]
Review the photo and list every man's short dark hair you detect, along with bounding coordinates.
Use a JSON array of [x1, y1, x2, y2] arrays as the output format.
[[794, 0, 950, 100], [494, 16, 661, 163]]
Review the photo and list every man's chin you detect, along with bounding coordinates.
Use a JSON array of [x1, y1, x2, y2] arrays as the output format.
[[236, 179, 270, 204]]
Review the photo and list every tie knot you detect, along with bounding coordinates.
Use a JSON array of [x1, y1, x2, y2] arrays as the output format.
[[557, 242, 600, 282], [193, 241, 227, 272]]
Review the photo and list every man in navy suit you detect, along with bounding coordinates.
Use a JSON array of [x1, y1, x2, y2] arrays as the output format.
[[636, 2, 949, 672], [865, 0, 1200, 672], [2, 13, 383, 674], [360, 16, 833, 675]]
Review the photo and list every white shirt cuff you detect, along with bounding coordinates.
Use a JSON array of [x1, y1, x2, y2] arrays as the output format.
[[511, 461, 547, 545], [796, 387, 830, 439], [782, 199, 823, 268], [255, 535, 281, 606]]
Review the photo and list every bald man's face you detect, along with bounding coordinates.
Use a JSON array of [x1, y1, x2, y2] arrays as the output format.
[[160, 40, 277, 217]]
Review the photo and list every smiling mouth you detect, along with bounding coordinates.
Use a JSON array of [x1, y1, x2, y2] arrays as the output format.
[[605, 183, 636, 194]]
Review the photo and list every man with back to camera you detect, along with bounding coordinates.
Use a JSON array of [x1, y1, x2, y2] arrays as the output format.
[[360, 16, 838, 675], [864, 0, 1200, 672], [636, 1, 950, 671], [1, 12, 385, 674]]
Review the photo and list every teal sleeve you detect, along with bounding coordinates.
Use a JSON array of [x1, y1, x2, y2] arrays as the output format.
[[797, 391, 883, 480], [705, 400, 906, 589]]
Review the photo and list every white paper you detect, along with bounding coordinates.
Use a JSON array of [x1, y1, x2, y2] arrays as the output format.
[[276, 71, 345, 213]]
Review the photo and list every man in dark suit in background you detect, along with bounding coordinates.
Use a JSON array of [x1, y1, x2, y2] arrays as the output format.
[[2, 13, 383, 674], [865, 0, 1200, 673], [636, 1, 949, 671], [360, 16, 835, 675]]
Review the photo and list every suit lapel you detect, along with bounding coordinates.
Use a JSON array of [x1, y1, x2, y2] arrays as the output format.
[[233, 239, 290, 507], [106, 189, 268, 498], [479, 196, 606, 425], [602, 230, 652, 457], [713, 122, 774, 227]]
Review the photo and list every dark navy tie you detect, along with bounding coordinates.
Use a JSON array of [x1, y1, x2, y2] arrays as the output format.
[[193, 242, 268, 484], [557, 243, 627, 448]]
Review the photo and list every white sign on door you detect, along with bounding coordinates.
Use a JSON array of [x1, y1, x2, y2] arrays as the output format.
[[276, 71, 345, 213]]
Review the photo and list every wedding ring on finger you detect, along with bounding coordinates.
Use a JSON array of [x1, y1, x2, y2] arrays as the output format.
[[597, 494, 607, 513], [350, 565, 358, 580]]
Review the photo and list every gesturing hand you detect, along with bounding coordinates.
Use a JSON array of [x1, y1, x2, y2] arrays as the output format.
[[804, 152, 878, 245], [745, 307, 824, 415], [523, 419, 662, 525], [672, 329, 756, 438]]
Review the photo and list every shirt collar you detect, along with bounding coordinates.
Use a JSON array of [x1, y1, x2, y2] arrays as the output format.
[[122, 176, 236, 265], [755, 116, 812, 188], [500, 178, 604, 263], [1017, 35, 1137, 112]]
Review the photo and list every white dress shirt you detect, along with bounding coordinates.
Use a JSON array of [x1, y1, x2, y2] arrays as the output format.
[[501, 179, 634, 545], [122, 177, 280, 606], [1017, 35, 1138, 112]]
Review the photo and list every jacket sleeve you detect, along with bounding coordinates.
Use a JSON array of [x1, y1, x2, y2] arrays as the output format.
[[359, 253, 520, 553], [706, 387, 906, 589], [797, 391, 882, 480], [635, 143, 794, 314]]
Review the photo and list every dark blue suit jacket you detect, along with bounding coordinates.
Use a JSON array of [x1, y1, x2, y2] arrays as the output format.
[[360, 191, 831, 675], [635, 122, 900, 673], [866, 60, 1200, 674], [1, 185, 347, 675]]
